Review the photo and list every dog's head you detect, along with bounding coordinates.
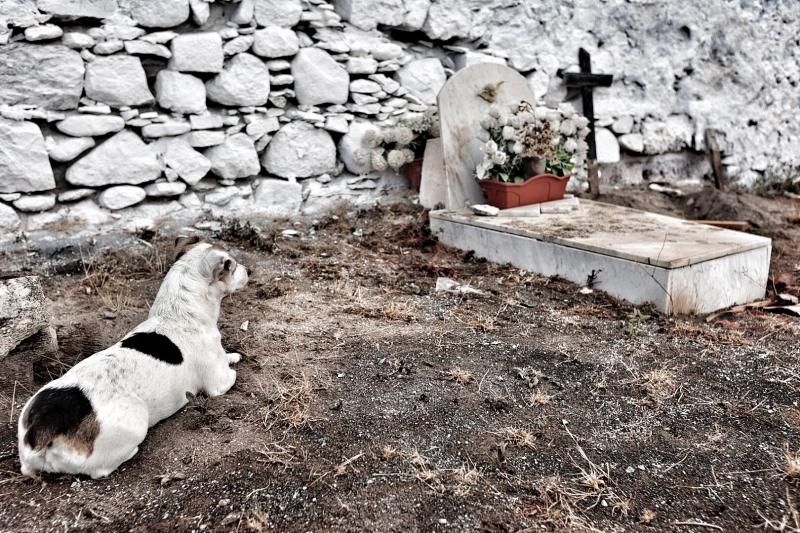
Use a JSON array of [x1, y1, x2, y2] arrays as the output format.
[[174, 236, 249, 295]]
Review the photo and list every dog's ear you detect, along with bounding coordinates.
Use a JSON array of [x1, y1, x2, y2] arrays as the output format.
[[174, 235, 202, 261], [202, 250, 234, 283]]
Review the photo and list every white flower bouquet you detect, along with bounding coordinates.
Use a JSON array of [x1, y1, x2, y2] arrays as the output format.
[[475, 100, 590, 183]]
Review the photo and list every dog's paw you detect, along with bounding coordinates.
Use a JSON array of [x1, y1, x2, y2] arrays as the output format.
[[226, 352, 242, 364], [207, 368, 237, 397]]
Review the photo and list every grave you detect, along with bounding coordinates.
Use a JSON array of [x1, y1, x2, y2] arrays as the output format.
[[428, 62, 772, 315], [430, 202, 771, 315]]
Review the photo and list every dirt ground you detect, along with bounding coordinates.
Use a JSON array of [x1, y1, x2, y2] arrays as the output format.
[[0, 187, 799, 532]]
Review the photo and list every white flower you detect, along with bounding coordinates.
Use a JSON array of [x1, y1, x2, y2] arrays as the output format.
[[512, 142, 524, 154], [519, 111, 534, 124], [476, 159, 494, 180], [486, 140, 498, 155], [363, 129, 382, 148], [563, 138, 578, 153], [488, 105, 501, 118], [395, 126, 414, 146], [574, 116, 590, 129], [477, 129, 490, 142], [577, 139, 589, 154], [498, 114, 509, 126], [479, 117, 494, 130], [509, 115, 522, 129], [401, 148, 415, 164], [387, 149, 407, 171], [558, 103, 575, 116], [371, 151, 388, 171], [353, 148, 371, 166], [578, 127, 591, 139], [491, 150, 507, 165], [382, 127, 396, 143], [560, 119, 576, 136], [502, 126, 517, 140], [550, 119, 561, 132]]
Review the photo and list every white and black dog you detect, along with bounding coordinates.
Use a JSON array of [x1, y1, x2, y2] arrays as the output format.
[[17, 237, 249, 479]]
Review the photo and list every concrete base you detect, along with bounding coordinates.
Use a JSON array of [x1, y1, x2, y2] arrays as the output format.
[[430, 201, 772, 315]]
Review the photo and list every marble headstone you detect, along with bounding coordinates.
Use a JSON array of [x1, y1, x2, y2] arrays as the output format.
[[419, 137, 446, 209], [437, 64, 535, 208]]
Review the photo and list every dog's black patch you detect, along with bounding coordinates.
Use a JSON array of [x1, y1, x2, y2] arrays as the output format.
[[120, 332, 183, 365], [24, 387, 94, 449]]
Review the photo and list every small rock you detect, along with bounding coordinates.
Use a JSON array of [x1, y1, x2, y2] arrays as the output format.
[[156, 71, 207, 115], [262, 122, 336, 179], [0, 119, 56, 193], [46, 134, 96, 162], [350, 79, 381, 93], [189, 0, 210, 25], [0, 203, 21, 232], [164, 139, 212, 185], [13, 194, 56, 212], [24, 24, 63, 42], [395, 58, 445, 106], [204, 133, 260, 179], [58, 188, 95, 202], [98, 185, 147, 210], [595, 128, 620, 164], [190, 114, 224, 130], [93, 39, 124, 55], [62, 32, 96, 49], [56, 115, 125, 137], [346, 56, 379, 75], [619, 133, 644, 154], [85, 55, 154, 107], [183, 130, 226, 148], [66, 130, 161, 187], [124, 40, 172, 58], [145, 181, 187, 197], [170, 33, 224, 73], [254, 0, 302, 27], [224, 35, 254, 56], [206, 53, 270, 107], [124, 0, 191, 28], [471, 204, 499, 216], [292, 48, 349, 106], [142, 122, 192, 138], [252, 26, 299, 58]]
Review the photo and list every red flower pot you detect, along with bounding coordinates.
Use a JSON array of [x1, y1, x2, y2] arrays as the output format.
[[479, 173, 571, 209], [404, 157, 424, 192]]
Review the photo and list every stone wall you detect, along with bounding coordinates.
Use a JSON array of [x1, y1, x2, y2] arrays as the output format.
[[0, 0, 797, 237]]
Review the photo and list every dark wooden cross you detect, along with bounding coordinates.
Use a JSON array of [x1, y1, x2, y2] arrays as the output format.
[[558, 48, 613, 198]]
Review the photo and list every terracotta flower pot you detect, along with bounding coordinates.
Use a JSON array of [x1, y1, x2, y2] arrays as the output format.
[[479, 173, 571, 209], [403, 157, 424, 192]]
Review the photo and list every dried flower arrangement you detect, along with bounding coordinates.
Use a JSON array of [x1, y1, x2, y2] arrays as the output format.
[[475, 101, 590, 183], [353, 109, 439, 173]]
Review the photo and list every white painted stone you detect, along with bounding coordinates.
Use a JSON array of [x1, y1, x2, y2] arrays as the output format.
[[24, 24, 63, 41], [396, 58, 445, 106], [350, 79, 381, 93], [346, 56, 378, 75], [141, 31, 178, 44], [62, 32, 96, 49], [431, 201, 772, 315], [163, 139, 211, 184], [324, 116, 349, 134], [145, 181, 187, 197], [13, 194, 55, 212], [56, 115, 125, 137], [142, 121, 192, 138], [66, 130, 161, 186], [204, 133, 260, 179], [292, 48, 349, 106], [156, 71, 207, 115], [95, 22, 145, 41], [124, 40, 171, 58], [122, 0, 190, 28], [0, 119, 55, 193], [253, 178, 302, 216], [183, 130, 226, 148], [338, 120, 379, 174], [438, 64, 534, 208], [0, 203, 21, 232], [595, 127, 620, 164], [527, 70, 549, 100], [179, 191, 202, 208], [244, 116, 280, 138], [93, 39, 124, 55], [169, 33, 224, 73], [224, 36, 254, 56], [334, 0, 430, 31], [0, 44, 84, 110], [612, 115, 634, 134], [189, 0, 209, 25], [423, 0, 473, 40], [642, 115, 694, 154], [206, 53, 270, 107], [252, 26, 299, 58], [254, 0, 302, 27], [232, 0, 254, 24], [263, 121, 336, 179], [419, 137, 446, 209], [204, 186, 239, 206], [85, 55, 154, 107], [619, 133, 644, 153], [190, 114, 224, 130], [370, 42, 404, 61], [58, 188, 95, 202], [38, 0, 118, 18], [98, 185, 147, 210], [46, 134, 96, 163]]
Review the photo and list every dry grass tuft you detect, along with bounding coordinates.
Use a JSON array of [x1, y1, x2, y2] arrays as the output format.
[[641, 368, 678, 399], [780, 444, 800, 479], [469, 312, 499, 333], [447, 367, 473, 385], [529, 389, 553, 406], [260, 372, 322, 430], [498, 427, 536, 448], [380, 445, 398, 460]]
